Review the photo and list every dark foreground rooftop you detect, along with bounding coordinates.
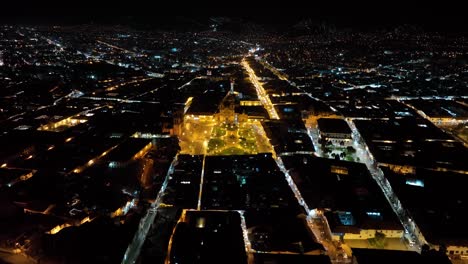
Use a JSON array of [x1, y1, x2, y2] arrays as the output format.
[[168, 210, 247, 264], [353, 248, 451, 264]]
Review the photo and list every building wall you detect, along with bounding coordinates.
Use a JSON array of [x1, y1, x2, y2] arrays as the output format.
[[184, 115, 214, 122], [379, 163, 416, 175], [343, 229, 404, 240], [325, 137, 353, 146], [446, 245, 468, 256], [320, 131, 352, 140], [109, 142, 154, 168]]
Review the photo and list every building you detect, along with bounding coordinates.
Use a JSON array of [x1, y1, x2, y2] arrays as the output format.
[[166, 210, 247, 264], [281, 155, 403, 242], [317, 118, 352, 145], [106, 138, 153, 168]]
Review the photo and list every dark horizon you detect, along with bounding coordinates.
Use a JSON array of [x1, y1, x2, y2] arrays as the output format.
[[1, 0, 467, 32], [2, 15, 467, 33]]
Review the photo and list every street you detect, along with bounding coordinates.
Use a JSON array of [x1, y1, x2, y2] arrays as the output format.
[[346, 118, 426, 251]]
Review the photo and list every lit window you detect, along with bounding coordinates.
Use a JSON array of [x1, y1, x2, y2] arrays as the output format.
[[405, 179, 424, 187]]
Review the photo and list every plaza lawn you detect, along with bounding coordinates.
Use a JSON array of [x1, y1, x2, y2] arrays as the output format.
[[220, 147, 248, 155], [203, 121, 272, 156], [238, 128, 255, 139], [240, 140, 257, 152], [212, 126, 226, 137], [208, 138, 225, 152]]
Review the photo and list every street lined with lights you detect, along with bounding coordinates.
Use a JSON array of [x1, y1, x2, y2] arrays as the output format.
[[245, 58, 351, 263], [345, 118, 427, 250], [242, 59, 280, 120], [122, 155, 178, 264]]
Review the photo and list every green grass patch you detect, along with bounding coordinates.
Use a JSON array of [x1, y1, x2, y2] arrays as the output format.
[[240, 140, 257, 151], [212, 126, 226, 137], [208, 138, 225, 152], [220, 147, 247, 155], [238, 128, 255, 139]]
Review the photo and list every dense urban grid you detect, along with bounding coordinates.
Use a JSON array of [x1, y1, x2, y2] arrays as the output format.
[[0, 21, 467, 264]]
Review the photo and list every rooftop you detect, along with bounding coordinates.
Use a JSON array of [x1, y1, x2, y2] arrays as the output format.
[[317, 118, 352, 135]]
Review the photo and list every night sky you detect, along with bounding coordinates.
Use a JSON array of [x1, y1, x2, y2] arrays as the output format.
[[1, 0, 467, 32]]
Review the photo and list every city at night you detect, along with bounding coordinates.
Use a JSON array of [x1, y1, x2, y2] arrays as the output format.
[[0, 2, 467, 264]]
